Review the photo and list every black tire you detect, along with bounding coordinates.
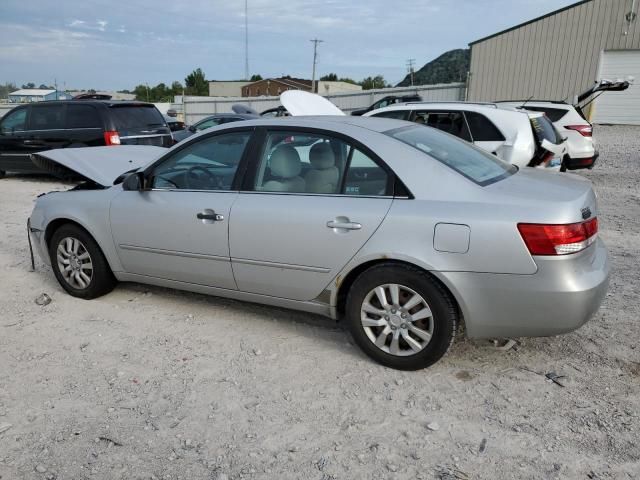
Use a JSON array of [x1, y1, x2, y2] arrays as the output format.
[[0, 170, 5, 179], [346, 263, 457, 370], [48, 224, 116, 299]]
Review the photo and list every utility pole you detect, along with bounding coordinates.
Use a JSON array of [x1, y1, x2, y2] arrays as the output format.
[[406, 59, 416, 86], [54, 78, 58, 100], [310, 38, 324, 93], [244, 0, 249, 80]]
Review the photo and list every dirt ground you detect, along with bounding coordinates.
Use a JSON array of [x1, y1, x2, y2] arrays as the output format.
[[0, 125, 638, 480]]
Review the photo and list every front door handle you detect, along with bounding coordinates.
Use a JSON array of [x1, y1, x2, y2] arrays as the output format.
[[326, 220, 362, 230], [23, 139, 45, 146], [197, 211, 224, 221]]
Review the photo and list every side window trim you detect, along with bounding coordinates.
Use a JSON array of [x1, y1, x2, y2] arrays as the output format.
[[0, 106, 29, 133], [142, 127, 256, 192], [240, 126, 398, 197]]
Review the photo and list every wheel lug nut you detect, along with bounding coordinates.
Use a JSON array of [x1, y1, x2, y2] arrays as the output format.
[[401, 323, 408, 329], [390, 325, 397, 330], [384, 315, 389, 321], [391, 309, 396, 314], [401, 313, 406, 318]]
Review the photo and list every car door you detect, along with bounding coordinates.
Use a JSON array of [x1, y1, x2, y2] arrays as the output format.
[[26, 103, 68, 152], [109, 129, 254, 288], [229, 128, 393, 301], [0, 106, 30, 172], [65, 103, 104, 146]]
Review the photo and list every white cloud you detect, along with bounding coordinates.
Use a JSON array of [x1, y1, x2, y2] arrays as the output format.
[[97, 20, 108, 31]]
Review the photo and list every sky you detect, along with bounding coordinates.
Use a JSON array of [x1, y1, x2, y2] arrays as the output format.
[[0, 0, 578, 91]]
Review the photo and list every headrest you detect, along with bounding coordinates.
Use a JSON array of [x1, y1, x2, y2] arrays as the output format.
[[309, 142, 335, 169], [270, 145, 301, 178]]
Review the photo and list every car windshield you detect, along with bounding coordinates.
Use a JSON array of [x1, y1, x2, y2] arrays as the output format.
[[385, 125, 517, 186]]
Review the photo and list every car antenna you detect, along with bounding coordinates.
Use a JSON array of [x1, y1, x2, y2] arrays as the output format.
[[520, 95, 534, 109]]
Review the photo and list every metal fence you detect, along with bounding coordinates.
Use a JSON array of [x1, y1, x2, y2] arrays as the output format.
[[172, 83, 466, 124], [0, 83, 465, 124]]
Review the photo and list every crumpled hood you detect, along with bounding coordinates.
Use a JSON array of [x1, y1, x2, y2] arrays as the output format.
[[280, 90, 345, 116], [31, 146, 165, 187]]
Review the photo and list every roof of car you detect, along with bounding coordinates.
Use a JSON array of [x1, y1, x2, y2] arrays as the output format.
[[19, 99, 156, 108], [369, 101, 545, 118]]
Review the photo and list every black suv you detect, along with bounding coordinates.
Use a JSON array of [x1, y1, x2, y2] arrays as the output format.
[[0, 100, 171, 177], [350, 94, 423, 116]]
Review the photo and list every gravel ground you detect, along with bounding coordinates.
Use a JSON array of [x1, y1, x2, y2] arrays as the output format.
[[0, 125, 638, 480]]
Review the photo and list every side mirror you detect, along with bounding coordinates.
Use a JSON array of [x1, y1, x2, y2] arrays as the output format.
[[188, 125, 196, 133], [122, 171, 144, 191]]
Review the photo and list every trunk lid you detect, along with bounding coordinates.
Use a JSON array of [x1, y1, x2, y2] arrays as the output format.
[[31, 145, 165, 187], [487, 168, 597, 224]]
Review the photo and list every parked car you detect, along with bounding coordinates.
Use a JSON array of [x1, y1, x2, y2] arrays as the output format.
[[494, 79, 631, 171], [496, 101, 596, 171], [260, 106, 290, 117], [0, 100, 171, 177], [28, 114, 608, 370], [350, 94, 423, 116], [172, 113, 258, 143], [365, 102, 567, 169], [164, 115, 186, 133]]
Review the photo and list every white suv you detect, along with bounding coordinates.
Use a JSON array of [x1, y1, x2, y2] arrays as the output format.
[[497, 101, 596, 171], [365, 102, 567, 169]]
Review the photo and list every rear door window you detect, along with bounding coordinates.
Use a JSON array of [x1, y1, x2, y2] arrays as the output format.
[[530, 115, 562, 145], [109, 105, 165, 130], [28, 105, 64, 130], [66, 104, 102, 129], [371, 110, 410, 120], [413, 110, 471, 141], [464, 111, 505, 141]]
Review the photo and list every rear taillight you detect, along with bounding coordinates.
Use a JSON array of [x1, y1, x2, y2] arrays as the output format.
[[518, 217, 598, 255], [104, 131, 121, 145], [565, 124, 592, 137]]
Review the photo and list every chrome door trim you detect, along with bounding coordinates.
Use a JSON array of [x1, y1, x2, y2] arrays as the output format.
[[119, 244, 229, 262], [119, 134, 170, 139], [232, 257, 331, 273]]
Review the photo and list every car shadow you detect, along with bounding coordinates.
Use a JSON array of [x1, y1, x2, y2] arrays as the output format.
[[116, 281, 364, 361]]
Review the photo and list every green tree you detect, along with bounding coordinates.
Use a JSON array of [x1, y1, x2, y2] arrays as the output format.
[[22, 82, 36, 89], [249, 74, 263, 81], [359, 75, 388, 90], [320, 73, 338, 81], [0, 82, 16, 99], [184, 68, 208, 96], [339, 77, 358, 85]]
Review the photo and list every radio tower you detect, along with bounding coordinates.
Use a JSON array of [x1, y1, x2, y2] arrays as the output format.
[[244, 0, 249, 80]]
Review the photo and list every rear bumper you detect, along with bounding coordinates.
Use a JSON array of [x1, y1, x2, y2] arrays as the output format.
[[440, 237, 610, 338], [564, 151, 599, 170]]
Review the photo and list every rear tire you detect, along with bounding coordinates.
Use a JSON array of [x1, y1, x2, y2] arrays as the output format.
[[0, 170, 5, 179], [48, 224, 116, 299], [345, 263, 457, 370]]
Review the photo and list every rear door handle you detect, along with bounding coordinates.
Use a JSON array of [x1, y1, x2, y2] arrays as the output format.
[[197, 211, 224, 221], [326, 220, 362, 230], [23, 139, 45, 146]]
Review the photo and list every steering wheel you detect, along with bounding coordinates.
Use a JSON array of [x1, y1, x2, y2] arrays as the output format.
[[185, 165, 217, 190]]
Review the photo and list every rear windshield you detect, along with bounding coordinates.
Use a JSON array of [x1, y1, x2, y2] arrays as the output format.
[[109, 105, 165, 130], [523, 106, 568, 122], [530, 115, 562, 145], [386, 125, 516, 186]]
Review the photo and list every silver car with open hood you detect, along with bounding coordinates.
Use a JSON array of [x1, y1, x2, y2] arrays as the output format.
[[27, 113, 609, 370]]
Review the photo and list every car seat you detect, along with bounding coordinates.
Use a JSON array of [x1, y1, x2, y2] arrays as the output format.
[[304, 142, 339, 194], [261, 145, 305, 192]]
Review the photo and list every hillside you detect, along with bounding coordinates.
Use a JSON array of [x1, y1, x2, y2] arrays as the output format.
[[397, 48, 470, 87]]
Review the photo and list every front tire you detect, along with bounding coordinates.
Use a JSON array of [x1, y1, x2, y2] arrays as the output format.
[[346, 264, 458, 370], [48, 224, 116, 299]]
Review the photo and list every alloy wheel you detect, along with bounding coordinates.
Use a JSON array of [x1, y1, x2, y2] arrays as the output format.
[[56, 237, 93, 289], [360, 283, 434, 356]]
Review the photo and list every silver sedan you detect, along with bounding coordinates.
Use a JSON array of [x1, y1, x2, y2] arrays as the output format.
[[28, 116, 609, 370]]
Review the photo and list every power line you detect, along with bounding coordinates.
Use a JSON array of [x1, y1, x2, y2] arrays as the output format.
[[310, 38, 324, 93], [406, 59, 416, 86]]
